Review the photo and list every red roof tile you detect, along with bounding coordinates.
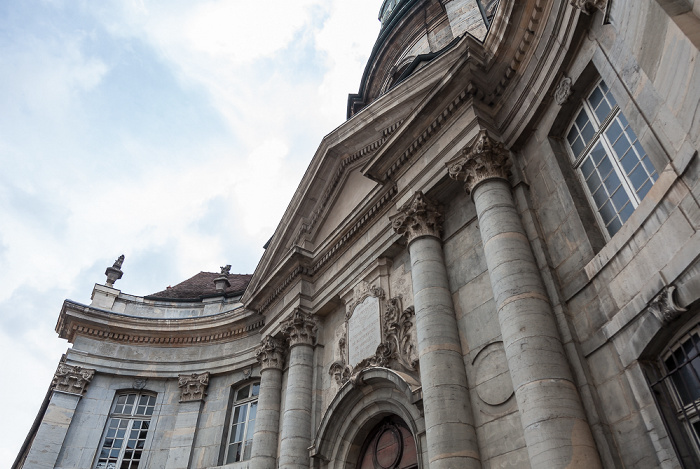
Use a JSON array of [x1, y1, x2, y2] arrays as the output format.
[[148, 272, 252, 300]]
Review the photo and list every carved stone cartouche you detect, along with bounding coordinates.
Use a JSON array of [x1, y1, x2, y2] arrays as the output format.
[[555, 75, 573, 105]]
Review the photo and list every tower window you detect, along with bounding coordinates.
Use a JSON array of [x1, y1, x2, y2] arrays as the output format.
[[565, 79, 658, 237], [224, 381, 260, 464], [95, 392, 157, 469]]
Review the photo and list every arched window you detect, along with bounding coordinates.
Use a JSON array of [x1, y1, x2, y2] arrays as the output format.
[[648, 323, 700, 467], [565, 79, 658, 237], [224, 381, 260, 464], [95, 391, 157, 469]]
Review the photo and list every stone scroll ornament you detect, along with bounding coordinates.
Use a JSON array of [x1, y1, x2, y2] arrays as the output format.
[[446, 129, 512, 195], [389, 191, 444, 244], [555, 75, 573, 105], [178, 372, 210, 402], [52, 361, 96, 395], [649, 285, 687, 325], [255, 335, 286, 371], [281, 308, 318, 347], [329, 296, 418, 386], [570, 0, 607, 14]]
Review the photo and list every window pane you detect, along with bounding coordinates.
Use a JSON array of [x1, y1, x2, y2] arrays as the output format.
[[251, 382, 260, 397], [594, 99, 612, 123], [605, 119, 622, 144], [618, 202, 635, 223], [227, 442, 243, 463], [611, 187, 631, 212], [236, 385, 250, 401], [607, 217, 622, 236], [589, 87, 603, 109], [580, 122, 595, 145], [600, 201, 616, 224], [585, 170, 602, 194], [575, 109, 590, 130]]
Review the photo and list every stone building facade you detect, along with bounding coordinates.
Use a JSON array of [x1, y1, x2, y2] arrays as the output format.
[[14, 0, 700, 468]]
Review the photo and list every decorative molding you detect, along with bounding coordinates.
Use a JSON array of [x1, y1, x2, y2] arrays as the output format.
[[390, 191, 444, 244], [256, 335, 286, 371], [132, 378, 147, 390], [258, 265, 310, 314], [570, 0, 607, 14], [330, 296, 417, 387], [281, 308, 318, 347], [59, 301, 265, 345], [105, 254, 124, 287], [384, 87, 475, 181], [554, 74, 573, 105], [52, 361, 95, 395], [648, 285, 687, 325], [178, 372, 210, 402], [346, 281, 385, 318], [384, 298, 418, 371], [446, 129, 512, 195], [295, 121, 403, 245]]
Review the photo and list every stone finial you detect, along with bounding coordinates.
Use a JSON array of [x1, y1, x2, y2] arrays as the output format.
[[105, 255, 125, 287], [52, 361, 95, 395], [446, 129, 511, 195], [214, 265, 231, 291], [555, 75, 574, 105], [281, 308, 318, 347], [570, 0, 607, 14], [178, 372, 210, 402], [255, 335, 286, 371], [648, 286, 687, 325], [389, 191, 443, 244]]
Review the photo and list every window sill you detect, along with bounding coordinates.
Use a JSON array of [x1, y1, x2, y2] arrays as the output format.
[[208, 462, 250, 469]]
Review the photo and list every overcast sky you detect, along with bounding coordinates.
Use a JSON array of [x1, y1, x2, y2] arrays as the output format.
[[0, 0, 381, 463]]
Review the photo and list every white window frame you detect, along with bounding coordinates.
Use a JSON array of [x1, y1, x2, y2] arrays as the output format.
[[95, 391, 157, 469], [223, 381, 260, 464], [564, 79, 659, 238]]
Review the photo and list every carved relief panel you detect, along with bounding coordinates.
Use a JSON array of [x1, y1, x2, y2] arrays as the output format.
[[329, 278, 418, 387]]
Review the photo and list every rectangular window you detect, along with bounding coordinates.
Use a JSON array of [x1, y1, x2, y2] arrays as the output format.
[[565, 80, 658, 237], [224, 381, 260, 464]]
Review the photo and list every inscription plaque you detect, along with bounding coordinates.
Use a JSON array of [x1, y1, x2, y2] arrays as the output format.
[[348, 296, 382, 367]]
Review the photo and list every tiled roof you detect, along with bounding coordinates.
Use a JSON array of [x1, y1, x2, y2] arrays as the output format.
[[147, 272, 252, 300]]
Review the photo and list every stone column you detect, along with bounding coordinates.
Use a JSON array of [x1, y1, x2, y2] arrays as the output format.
[[165, 372, 209, 469], [278, 309, 317, 469], [390, 192, 481, 469], [250, 335, 286, 469], [25, 361, 95, 469], [447, 130, 601, 468]]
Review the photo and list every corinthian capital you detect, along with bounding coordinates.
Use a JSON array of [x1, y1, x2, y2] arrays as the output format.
[[570, 0, 607, 14], [446, 129, 511, 195], [281, 308, 318, 347], [52, 361, 95, 395], [256, 335, 286, 371], [178, 372, 210, 402], [389, 191, 443, 244]]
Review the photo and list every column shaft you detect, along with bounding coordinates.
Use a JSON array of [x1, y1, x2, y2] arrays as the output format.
[[250, 367, 283, 469], [473, 179, 601, 468], [278, 343, 314, 469], [409, 235, 481, 469], [25, 391, 81, 469]]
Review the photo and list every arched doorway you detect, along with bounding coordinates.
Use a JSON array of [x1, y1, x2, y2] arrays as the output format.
[[356, 417, 417, 469]]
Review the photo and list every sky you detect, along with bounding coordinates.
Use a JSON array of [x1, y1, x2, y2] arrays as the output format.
[[0, 0, 382, 464]]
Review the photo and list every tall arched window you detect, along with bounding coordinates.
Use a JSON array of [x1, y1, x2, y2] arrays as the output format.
[[565, 79, 658, 237], [648, 323, 700, 467], [224, 381, 260, 464], [95, 391, 157, 469]]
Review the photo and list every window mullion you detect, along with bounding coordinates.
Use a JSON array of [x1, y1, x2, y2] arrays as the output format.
[[599, 124, 640, 207]]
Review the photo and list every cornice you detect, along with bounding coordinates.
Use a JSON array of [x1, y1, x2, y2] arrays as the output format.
[[255, 184, 398, 314], [57, 300, 264, 346]]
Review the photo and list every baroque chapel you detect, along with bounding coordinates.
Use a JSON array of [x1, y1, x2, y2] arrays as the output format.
[[15, 0, 700, 468]]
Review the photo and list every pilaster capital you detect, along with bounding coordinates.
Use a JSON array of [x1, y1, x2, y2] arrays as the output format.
[[178, 372, 210, 402], [52, 361, 95, 396], [389, 191, 443, 244], [570, 0, 607, 14], [281, 308, 318, 347], [256, 335, 286, 371], [446, 129, 511, 195]]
